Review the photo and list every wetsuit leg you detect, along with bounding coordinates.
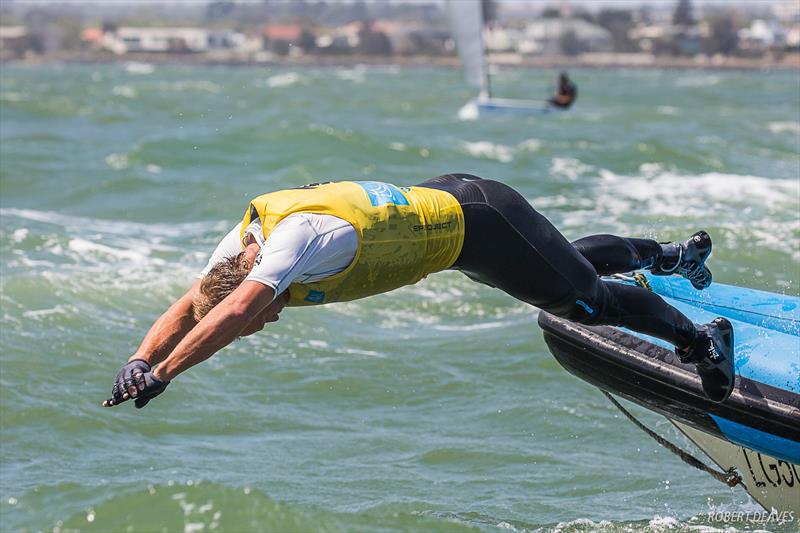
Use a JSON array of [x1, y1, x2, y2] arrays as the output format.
[[566, 236, 696, 347], [586, 281, 696, 348], [418, 174, 697, 349], [571, 234, 662, 276]]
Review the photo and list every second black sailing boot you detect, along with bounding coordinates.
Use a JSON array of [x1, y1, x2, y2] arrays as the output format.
[[677, 318, 735, 403], [651, 230, 713, 290]]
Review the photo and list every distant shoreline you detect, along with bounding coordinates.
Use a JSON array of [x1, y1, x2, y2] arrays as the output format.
[[5, 50, 800, 72]]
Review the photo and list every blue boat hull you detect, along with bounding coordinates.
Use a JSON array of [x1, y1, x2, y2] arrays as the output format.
[[538, 274, 800, 464]]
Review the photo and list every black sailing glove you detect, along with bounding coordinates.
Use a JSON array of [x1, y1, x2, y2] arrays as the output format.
[[104, 359, 170, 409]]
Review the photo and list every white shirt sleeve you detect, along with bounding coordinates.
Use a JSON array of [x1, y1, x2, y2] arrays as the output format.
[[199, 214, 358, 302], [199, 224, 243, 277], [245, 213, 358, 300]]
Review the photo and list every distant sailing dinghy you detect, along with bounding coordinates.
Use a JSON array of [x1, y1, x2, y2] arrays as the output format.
[[447, 0, 555, 117], [540, 274, 799, 514]]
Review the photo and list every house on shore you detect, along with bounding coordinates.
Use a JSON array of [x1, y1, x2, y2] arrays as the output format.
[[100, 27, 247, 54]]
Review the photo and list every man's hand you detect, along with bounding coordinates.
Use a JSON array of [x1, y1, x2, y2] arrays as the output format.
[[103, 359, 170, 409]]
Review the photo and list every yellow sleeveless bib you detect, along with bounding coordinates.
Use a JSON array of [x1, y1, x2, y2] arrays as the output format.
[[240, 181, 464, 306]]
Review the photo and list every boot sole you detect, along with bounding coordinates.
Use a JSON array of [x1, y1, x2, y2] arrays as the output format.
[[698, 318, 735, 402]]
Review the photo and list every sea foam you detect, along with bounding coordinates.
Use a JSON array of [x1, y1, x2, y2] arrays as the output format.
[[265, 72, 306, 88], [767, 121, 800, 134], [460, 140, 514, 163]]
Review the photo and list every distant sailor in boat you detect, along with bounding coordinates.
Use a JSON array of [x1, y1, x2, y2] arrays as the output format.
[[549, 72, 577, 109], [103, 176, 734, 409]]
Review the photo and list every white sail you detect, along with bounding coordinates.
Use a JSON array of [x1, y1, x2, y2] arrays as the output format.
[[446, 0, 487, 93]]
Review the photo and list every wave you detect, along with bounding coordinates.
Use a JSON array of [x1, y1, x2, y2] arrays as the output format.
[[517, 138, 543, 153], [7, 483, 477, 533], [124, 61, 155, 75], [674, 74, 721, 87], [656, 105, 680, 116], [0, 208, 220, 292], [11, 481, 782, 533], [542, 168, 800, 264], [336, 66, 367, 84], [111, 85, 137, 99], [103, 150, 159, 173], [0, 91, 28, 102], [458, 99, 479, 121], [550, 157, 595, 180], [452, 138, 576, 163], [459, 141, 514, 163], [595, 169, 798, 213], [263, 72, 307, 88], [767, 121, 800, 135], [105, 152, 130, 169], [417, 506, 791, 533], [1, 208, 210, 239]]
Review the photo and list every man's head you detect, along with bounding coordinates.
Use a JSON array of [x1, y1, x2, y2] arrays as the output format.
[[192, 242, 288, 335], [192, 253, 250, 322]]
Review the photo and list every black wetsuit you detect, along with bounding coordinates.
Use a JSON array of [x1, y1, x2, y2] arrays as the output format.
[[549, 82, 577, 109], [420, 174, 697, 348]]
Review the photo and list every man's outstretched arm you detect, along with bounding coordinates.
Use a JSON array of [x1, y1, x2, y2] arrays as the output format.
[[152, 281, 276, 382], [130, 223, 245, 366], [128, 279, 202, 366], [102, 279, 201, 408], [104, 280, 276, 408]]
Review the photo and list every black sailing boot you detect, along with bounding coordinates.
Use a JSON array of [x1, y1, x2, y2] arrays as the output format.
[[677, 318, 735, 402], [650, 230, 713, 290]]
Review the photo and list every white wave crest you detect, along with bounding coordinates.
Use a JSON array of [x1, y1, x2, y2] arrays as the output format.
[[433, 321, 509, 331], [112, 85, 137, 99], [551, 518, 615, 532], [1, 208, 224, 295], [11, 228, 29, 243], [335, 67, 366, 83], [458, 99, 479, 121], [105, 153, 130, 170], [68, 237, 158, 265], [1, 208, 214, 240], [552, 170, 800, 262], [550, 157, 594, 180], [516, 138, 542, 152], [460, 141, 513, 163], [124, 62, 154, 75], [23, 304, 79, 320], [597, 170, 798, 213], [639, 162, 667, 178], [767, 121, 800, 134], [388, 142, 407, 152], [265, 72, 306, 88]]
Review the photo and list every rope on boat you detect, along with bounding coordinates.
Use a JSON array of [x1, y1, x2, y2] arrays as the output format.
[[602, 390, 743, 488]]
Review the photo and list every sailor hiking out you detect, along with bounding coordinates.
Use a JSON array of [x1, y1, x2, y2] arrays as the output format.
[[104, 175, 735, 409], [549, 72, 578, 109]]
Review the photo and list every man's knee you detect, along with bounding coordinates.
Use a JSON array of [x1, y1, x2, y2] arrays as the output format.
[[542, 292, 603, 325], [543, 278, 614, 327], [567, 297, 604, 325]]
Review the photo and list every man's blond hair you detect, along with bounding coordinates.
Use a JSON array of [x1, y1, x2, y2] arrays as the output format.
[[192, 253, 249, 322]]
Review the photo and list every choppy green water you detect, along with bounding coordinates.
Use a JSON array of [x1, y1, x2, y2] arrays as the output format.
[[1, 63, 798, 533]]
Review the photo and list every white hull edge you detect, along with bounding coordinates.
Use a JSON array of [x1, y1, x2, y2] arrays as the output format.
[[671, 420, 800, 514]]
